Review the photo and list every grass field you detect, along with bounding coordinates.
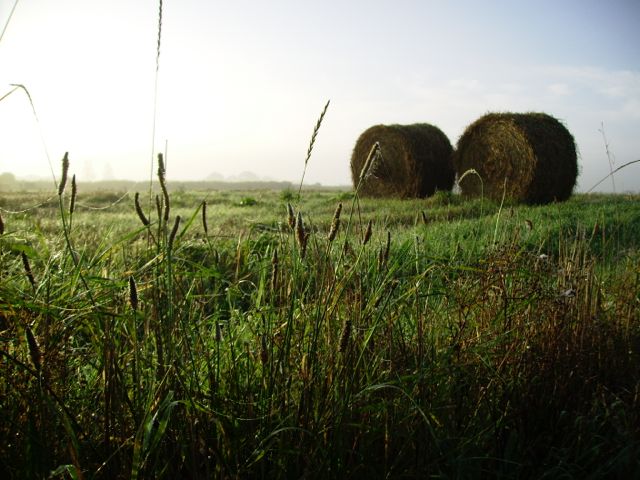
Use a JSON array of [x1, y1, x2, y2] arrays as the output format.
[[1, 174, 639, 478]]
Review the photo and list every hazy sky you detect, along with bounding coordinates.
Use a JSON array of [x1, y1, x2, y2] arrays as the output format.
[[1, 0, 639, 191]]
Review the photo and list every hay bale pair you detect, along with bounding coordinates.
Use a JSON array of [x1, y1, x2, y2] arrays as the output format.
[[350, 123, 455, 198], [351, 112, 578, 204], [454, 112, 578, 204]]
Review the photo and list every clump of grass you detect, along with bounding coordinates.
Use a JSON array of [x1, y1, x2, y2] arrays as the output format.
[[1, 180, 638, 479]]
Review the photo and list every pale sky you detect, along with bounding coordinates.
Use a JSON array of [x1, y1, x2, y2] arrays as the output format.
[[1, 0, 639, 191]]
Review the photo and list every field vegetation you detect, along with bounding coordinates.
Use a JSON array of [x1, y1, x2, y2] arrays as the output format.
[[0, 160, 639, 478]]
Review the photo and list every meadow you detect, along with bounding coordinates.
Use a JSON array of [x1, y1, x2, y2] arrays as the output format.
[[0, 169, 639, 478]]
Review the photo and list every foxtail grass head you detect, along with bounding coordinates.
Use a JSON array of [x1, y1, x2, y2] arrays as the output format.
[[21, 252, 36, 290], [134, 192, 150, 226], [358, 142, 380, 186], [295, 211, 309, 257], [328, 202, 342, 242], [287, 203, 295, 230], [69, 174, 77, 216], [25, 326, 41, 372], [201, 200, 208, 235], [169, 215, 181, 249], [363, 219, 373, 245], [128, 275, 139, 312], [58, 152, 69, 195]]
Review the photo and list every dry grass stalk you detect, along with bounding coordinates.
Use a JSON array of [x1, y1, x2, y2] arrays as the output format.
[[305, 100, 330, 167], [328, 203, 342, 242], [21, 252, 36, 290], [157, 153, 170, 222], [201, 200, 208, 235], [363, 219, 373, 245], [25, 325, 41, 372], [287, 203, 295, 230], [169, 215, 181, 249], [128, 275, 139, 312], [134, 192, 150, 226], [421, 211, 428, 225], [0, 212, 4, 235], [69, 174, 77, 216]]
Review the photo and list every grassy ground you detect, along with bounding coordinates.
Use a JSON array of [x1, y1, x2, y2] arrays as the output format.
[[1, 180, 639, 479]]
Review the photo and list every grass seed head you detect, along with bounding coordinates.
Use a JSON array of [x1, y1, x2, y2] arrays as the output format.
[[58, 152, 69, 195], [378, 231, 391, 267], [134, 192, 150, 226], [287, 203, 295, 230], [0, 212, 4, 235], [69, 174, 77, 216], [358, 142, 380, 185], [339, 319, 352, 353], [328, 202, 342, 242], [21, 252, 36, 290], [157, 153, 170, 222], [295, 212, 305, 247], [128, 275, 139, 312], [155, 194, 162, 222], [25, 326, 41, 372], [169, 215, 181, 249], [363, 219, 373, 245], [201, 200, 208, 235]]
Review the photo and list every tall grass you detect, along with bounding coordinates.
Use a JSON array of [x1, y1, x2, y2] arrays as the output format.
[[0, 158, 639, 478]]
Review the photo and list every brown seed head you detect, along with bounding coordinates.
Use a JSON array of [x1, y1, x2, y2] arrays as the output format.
[[58, 152, 69, 195], [128, 275, 139, 312], [287, 203, 295, 230], [0, 212, 4, 235], [363, 219, 373, 245], [339, 319, 352, 353], [157, 153, 170, 222], [169, 215, 181, 249], [69, 174, 77, 215], [21, 252, 36, 290], [358, 142, 380, 184], [328, 202, 342, 242], [134, 192, 150, 226], [25, 326, 41, 372], [295, 212, 305, 248], [201, 200, 208, 235]]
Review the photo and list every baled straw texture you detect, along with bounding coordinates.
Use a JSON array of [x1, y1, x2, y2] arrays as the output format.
[[454, 112, 578, 204], [350, 123, 455, 198]]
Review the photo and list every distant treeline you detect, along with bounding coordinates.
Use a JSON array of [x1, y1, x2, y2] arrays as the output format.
[[0, 175, 348, 193]]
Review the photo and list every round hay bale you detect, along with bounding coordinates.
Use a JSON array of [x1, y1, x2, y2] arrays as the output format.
[[454, 112, 578, 204], [350, 123, 455, 198]]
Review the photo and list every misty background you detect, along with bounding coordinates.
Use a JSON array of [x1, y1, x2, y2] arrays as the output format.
[[0, 0, 639, 191]]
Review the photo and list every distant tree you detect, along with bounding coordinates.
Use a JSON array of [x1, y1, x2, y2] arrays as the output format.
[[0, 172, 17, 189]]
